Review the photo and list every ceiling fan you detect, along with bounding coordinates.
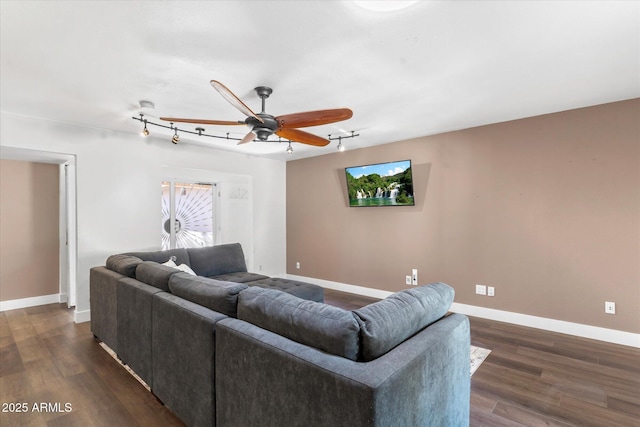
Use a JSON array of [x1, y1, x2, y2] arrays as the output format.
[[160, 80, 353, 147]]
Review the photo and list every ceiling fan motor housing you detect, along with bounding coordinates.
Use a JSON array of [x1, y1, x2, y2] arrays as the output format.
[[248, 113, 278, 140]]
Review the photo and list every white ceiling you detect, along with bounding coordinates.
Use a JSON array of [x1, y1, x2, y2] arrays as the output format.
[[1, 1, 638, 161]]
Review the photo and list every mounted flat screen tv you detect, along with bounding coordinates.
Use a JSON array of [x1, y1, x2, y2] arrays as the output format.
[[345, 160, 414, 207]]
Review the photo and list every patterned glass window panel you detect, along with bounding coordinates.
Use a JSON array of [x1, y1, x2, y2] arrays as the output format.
[[162, 181, 215, 250], [161, 181, 171, 250]]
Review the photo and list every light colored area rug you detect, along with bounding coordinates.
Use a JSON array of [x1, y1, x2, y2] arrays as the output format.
[[470, 345, 491, 376], [100, 342, 491, 386]]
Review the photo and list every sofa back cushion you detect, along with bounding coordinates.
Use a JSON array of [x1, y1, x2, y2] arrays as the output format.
[[238, 287, 360, 361], [106, 254, 143, 277], [353, 282, 454, 361], [187, 243, 247, 277], [169, 273, 248, 317], [135, 261, 182, 292], [125, 248, 191, 267]]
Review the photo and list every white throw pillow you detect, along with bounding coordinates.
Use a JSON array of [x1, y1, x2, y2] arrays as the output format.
[[175, 263, 196, 276], [162, 259, 177, 267], [161, 257, 195, 275]]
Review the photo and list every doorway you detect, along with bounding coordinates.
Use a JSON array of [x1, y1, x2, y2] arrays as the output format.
[[0, 147, 77, 310]]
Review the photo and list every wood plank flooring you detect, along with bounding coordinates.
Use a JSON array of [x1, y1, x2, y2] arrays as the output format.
[[0, 290, 638, 426], [0, 303, 184, 427], [469, 317, 639, 427]]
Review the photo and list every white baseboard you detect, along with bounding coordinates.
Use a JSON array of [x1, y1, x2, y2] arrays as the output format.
[[0, 294, 62, 312], [286, 275, 640, 349], [0, 294, 89, 324], [74, 309, 91, 324], [450, 302, 639, 348]]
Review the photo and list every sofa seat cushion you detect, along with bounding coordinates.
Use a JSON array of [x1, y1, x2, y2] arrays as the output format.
[[353, 282, 455, 361], [135, 261, 182, 292], [106, 254, 143, 277], [247, 278, 324, 303], [169, 272, 248, 317], [125, 248, 191, 267], [237, 287, 360, 360], [210, 272, 270, 283], [187, 243, 248, 277]]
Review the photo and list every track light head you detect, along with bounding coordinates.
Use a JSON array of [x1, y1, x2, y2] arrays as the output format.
[[139, 114, 150, 137], [172, 128, 180, 144], [286, 142, 293, 155]]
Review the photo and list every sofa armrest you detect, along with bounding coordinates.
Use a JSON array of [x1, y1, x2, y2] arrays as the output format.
[[215, 313, 470, 427]]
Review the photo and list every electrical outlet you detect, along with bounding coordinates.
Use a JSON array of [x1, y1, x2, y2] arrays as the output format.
[[296, 262, 300, 269], [605, 301, 616, 314], [406, 275, 412, 285], [412, 269, 418, 286], [475, 284, 486, 295], [487, 286, 495, 297]]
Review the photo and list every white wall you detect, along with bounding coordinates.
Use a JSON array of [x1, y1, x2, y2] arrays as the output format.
[[0, 112, 287, 320]]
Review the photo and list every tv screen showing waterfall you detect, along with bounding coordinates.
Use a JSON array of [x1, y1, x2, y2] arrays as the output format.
[[345, 160, 415, 207]]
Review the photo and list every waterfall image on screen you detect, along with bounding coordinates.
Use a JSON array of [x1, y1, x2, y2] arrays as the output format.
[[345, 160, 414, 207]]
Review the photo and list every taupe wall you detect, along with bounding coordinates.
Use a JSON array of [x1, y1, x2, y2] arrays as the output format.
[[0, 160, 59, 301], [287, 99, 639, 333]]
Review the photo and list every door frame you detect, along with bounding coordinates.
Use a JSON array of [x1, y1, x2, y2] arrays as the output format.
[[0, 146, 77, 308]]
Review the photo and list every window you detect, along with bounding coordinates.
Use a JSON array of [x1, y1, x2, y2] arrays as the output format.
[[161, 181, 216, 249]]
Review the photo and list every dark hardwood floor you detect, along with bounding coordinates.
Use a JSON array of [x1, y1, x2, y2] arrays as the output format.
[[0, 303, 184, 426], [1, 290, 638, 426]]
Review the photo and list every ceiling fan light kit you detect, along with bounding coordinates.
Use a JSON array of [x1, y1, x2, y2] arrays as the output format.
[[132, 80, 359, 154]]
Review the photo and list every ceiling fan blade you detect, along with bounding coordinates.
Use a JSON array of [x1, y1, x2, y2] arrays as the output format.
[[276, 108, 353, 129], [210, 80, 264, 123], [238, 131, 256, 145], [276, 128, 329, 147], [159, 117, 245, 126]]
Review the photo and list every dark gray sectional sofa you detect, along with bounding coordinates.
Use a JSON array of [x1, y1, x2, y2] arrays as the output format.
[[90, 243, 470, 427]]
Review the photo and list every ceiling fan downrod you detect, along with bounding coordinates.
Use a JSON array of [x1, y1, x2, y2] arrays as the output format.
[[252, 86, 276, 140], [254, 86, 272, 113]]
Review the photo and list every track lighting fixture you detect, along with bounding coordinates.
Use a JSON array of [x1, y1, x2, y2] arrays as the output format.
[[139, 113, 149, 136], [133, 114, 359, 150], [328, 133, 358, 152]]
